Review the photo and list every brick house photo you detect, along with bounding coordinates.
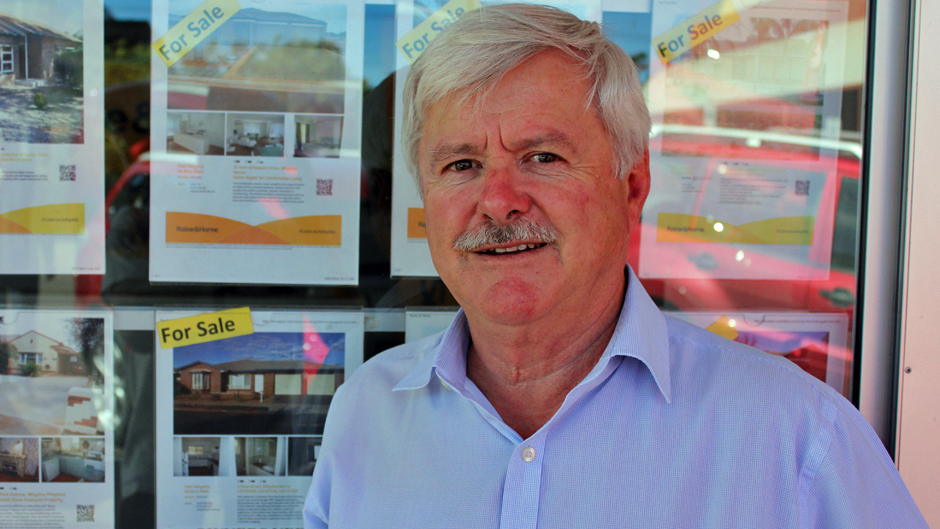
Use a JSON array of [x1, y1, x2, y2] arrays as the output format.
[[176, 358, 343, 398], [173, 331, 346, 435], [0, 12, 81, 86], [3, 330, 85, 375], [0, 8, 84, 143], [0, 316, 104, 436]]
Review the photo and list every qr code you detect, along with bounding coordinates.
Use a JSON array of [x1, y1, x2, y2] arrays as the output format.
[[316, 179, 333, 196], [794, 180, 810, 196], [77, 504, 94, 522], [60, 164, 76, 181]]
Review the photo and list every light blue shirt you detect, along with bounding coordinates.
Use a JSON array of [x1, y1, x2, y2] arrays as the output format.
[[305, 267, 927, 528]]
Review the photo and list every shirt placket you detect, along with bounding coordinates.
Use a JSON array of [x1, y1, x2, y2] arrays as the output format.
[[498, 435, 546, 529]]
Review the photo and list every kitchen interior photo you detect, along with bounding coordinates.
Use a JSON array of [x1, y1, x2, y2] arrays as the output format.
[[40, 437, 105, 482], [167, 111, 226, 155], [235, 436, 286, 477], [175, 437, 221, 477]]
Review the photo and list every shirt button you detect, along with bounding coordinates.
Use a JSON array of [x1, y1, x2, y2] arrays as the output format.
[[521, 447, 536, 462]]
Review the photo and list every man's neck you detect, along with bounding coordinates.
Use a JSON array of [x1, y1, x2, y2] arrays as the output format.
[[464, 282, 626, 440]]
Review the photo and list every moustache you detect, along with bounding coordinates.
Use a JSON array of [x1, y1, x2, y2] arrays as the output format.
[[453, 218, 558, 252]]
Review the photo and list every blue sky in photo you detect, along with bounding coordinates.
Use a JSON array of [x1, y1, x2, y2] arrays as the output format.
[[0, 0, 84, 35], [603, 11, 653, 83], [105, 0, 150, 21], [104, 1, 395, 88], [174, 1, 348, 34], [364, 3, 396, 89], [174, 331, 345, 368]]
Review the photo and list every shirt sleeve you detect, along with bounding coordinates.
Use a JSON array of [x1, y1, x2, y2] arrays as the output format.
[[303, 383, 349, 529], [804, 398, 928, 528], [303, 448, 332, 529]]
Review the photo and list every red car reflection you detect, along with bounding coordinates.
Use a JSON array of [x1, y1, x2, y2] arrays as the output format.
[[629, 125, 861, 391]]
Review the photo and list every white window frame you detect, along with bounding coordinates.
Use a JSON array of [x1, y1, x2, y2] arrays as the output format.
[[19, 353, 40, 364], [229, 373, 250, 390], [191, 371, 209, 390], [0, 45, 13, 74]]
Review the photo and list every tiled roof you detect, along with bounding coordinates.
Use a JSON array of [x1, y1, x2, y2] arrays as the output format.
[[169, 7, 325, 27], [228, 8, 325, 26], [0, 12, 81, 42], [176, 359, 342, 373], [51, 344, 79, 355], [213, 358, 342, 373]]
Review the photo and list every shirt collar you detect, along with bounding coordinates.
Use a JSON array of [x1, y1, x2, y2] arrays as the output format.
[[393, 265, 672, 403], [393, 309, 471, 392]]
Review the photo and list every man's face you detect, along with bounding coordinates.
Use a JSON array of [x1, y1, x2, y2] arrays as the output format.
[[418, 50, 649, 329]]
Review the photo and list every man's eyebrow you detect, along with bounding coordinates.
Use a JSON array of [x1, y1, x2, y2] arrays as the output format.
[[427, 143, 480, 166], [426, 132, 578, 166]]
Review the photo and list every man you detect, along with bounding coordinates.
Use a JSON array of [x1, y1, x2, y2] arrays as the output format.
[[305, 4, 927, 527]]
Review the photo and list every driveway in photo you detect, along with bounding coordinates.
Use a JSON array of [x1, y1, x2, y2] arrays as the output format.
[[0, 374, 91, 434]]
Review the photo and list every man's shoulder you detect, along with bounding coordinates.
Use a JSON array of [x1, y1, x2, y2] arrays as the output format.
[[661, 314, 847, 416]]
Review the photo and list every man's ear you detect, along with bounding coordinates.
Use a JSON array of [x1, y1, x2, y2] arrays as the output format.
[[624, 149, 651, 232]]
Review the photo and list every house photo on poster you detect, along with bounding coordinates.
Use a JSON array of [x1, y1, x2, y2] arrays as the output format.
[[165, 0, 349, 114], [647, 0, 848, 129], [0, 313, 107, 436], [0, 1, 84, 144], [654, 13, 846, 154], [172, 331, 346, 436]]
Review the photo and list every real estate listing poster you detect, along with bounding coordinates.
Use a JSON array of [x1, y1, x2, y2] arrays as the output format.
[[0, 0, 105, 275], [388, 0, 603, 277], [149, 0, 365, 285], [666, 310, 850, 397], [640, 0, 849, 280], [154, 309, 364, 529], [0, 309, 114, 528]]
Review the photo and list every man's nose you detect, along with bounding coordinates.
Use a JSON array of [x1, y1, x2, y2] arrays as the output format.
[[477, 165, 531, 222]]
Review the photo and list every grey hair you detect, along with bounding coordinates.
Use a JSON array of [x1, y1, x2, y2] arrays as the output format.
[[401, 3, 650, 194]]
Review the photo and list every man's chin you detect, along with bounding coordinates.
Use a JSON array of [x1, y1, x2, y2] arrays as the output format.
[[460, 282, 553, 328]]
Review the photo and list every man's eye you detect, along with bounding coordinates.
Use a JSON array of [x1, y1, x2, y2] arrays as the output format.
[[449, 160, 476, 171], [531, 153, 559, 163]]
